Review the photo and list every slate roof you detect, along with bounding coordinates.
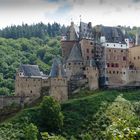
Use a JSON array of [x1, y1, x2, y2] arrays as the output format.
[[49, 57, 66, 78], [101, 26, 126, 43], [19, 64, 42, 77], [74, 25, 80, 38], [80, 22, 94, 39], [67, 44, 83, 62]]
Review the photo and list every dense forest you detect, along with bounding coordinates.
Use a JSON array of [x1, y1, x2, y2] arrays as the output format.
[[0, 22, 67, 39]]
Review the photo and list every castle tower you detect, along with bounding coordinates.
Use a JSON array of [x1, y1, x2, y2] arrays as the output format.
[[49, 57, 68, 102], [84, 59, 99, 90], [66, 43, 84, 80]]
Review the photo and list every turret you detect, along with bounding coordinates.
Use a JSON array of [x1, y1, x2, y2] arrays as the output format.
[[66, 43, 84, 80], [49, 57, 68, 102]]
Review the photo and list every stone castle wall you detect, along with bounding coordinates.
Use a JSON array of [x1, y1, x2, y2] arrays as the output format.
[[49, 78, 68, 102], [84, 66, 99, 90], [15, 74, 42, 101], [15, 73, 68, 103], [0, 95, 30, 109], [122, 69, 140, 85]]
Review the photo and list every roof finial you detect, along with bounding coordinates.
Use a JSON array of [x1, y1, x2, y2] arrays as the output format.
[[80, 15, 82, 22]]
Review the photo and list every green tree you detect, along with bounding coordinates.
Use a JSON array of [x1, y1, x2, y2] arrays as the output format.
[[0, 87, 10, 95], [105, 95, 140, 140], [40, 96, 64, 132], [25, 123, 39, 140]]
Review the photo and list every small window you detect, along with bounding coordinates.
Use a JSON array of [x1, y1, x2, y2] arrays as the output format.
[[87, 56, 89, 60], [114, 44, 115, 47], [107, 44, 109, 46], [115, 63, 118, 67], [111, 63, 114, 67], [90, 42, 93, 45], [30, 90, 32, 93], [109, 49, 111, 52], [123, 56, 126, 61], [69, 63, 71, 65], [113, 71, 115, 74], [87, 49, 89, 53], [121, 50, 123, 52], [134, 57, 136, 60], [107, 63, 110, 67]]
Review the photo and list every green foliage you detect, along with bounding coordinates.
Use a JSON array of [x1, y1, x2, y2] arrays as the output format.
[[0, 87, 10, 95], [0, 37, 61, 94], [80, 133, 92, 140], [0, 90, 140, 140], [40, 96, 64, 132], [0, 96, 64, 140], [105, 95, 140, 140], [41, 132, 66, 140], [25, 123, 39, 140], [0, 22, 67, 39], [61, 90, 140, 139]]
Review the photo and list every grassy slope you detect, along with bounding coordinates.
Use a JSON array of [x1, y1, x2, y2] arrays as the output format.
[[61, 89, 140, 137]]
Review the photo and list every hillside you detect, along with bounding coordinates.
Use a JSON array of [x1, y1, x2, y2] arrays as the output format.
[[0, 90, 140, 139], [0, 37, 61, 95]]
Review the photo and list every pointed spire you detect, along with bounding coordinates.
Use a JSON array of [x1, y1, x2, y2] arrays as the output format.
[[67, 44, 83, 62], [49, 57, 66, 78]]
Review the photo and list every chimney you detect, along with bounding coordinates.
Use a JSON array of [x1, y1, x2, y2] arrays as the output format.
[[136, 31, 139, 45], [88, 22, 92, 28]]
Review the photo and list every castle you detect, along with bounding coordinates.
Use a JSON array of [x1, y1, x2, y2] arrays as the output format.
[[15, 21, 140, 103]]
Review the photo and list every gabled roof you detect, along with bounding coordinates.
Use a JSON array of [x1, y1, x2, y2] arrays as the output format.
[[49, 57, 66, 78], [101, 26, 126, 44], [19, 64, 42, 77], [67, 44, 83, 62]]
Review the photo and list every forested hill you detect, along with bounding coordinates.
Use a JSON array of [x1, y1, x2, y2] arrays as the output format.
[[0, 37, 61, 95], [0, 22, 68, 39]]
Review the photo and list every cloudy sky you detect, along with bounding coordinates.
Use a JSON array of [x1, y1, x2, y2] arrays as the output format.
[[0, 0, 140, 28]]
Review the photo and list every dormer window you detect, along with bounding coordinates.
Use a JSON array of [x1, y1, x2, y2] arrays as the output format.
[[19, 72, 24, 76]]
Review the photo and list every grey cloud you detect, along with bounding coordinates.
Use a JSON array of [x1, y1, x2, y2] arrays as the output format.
[[133, 0, 140, 2]]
